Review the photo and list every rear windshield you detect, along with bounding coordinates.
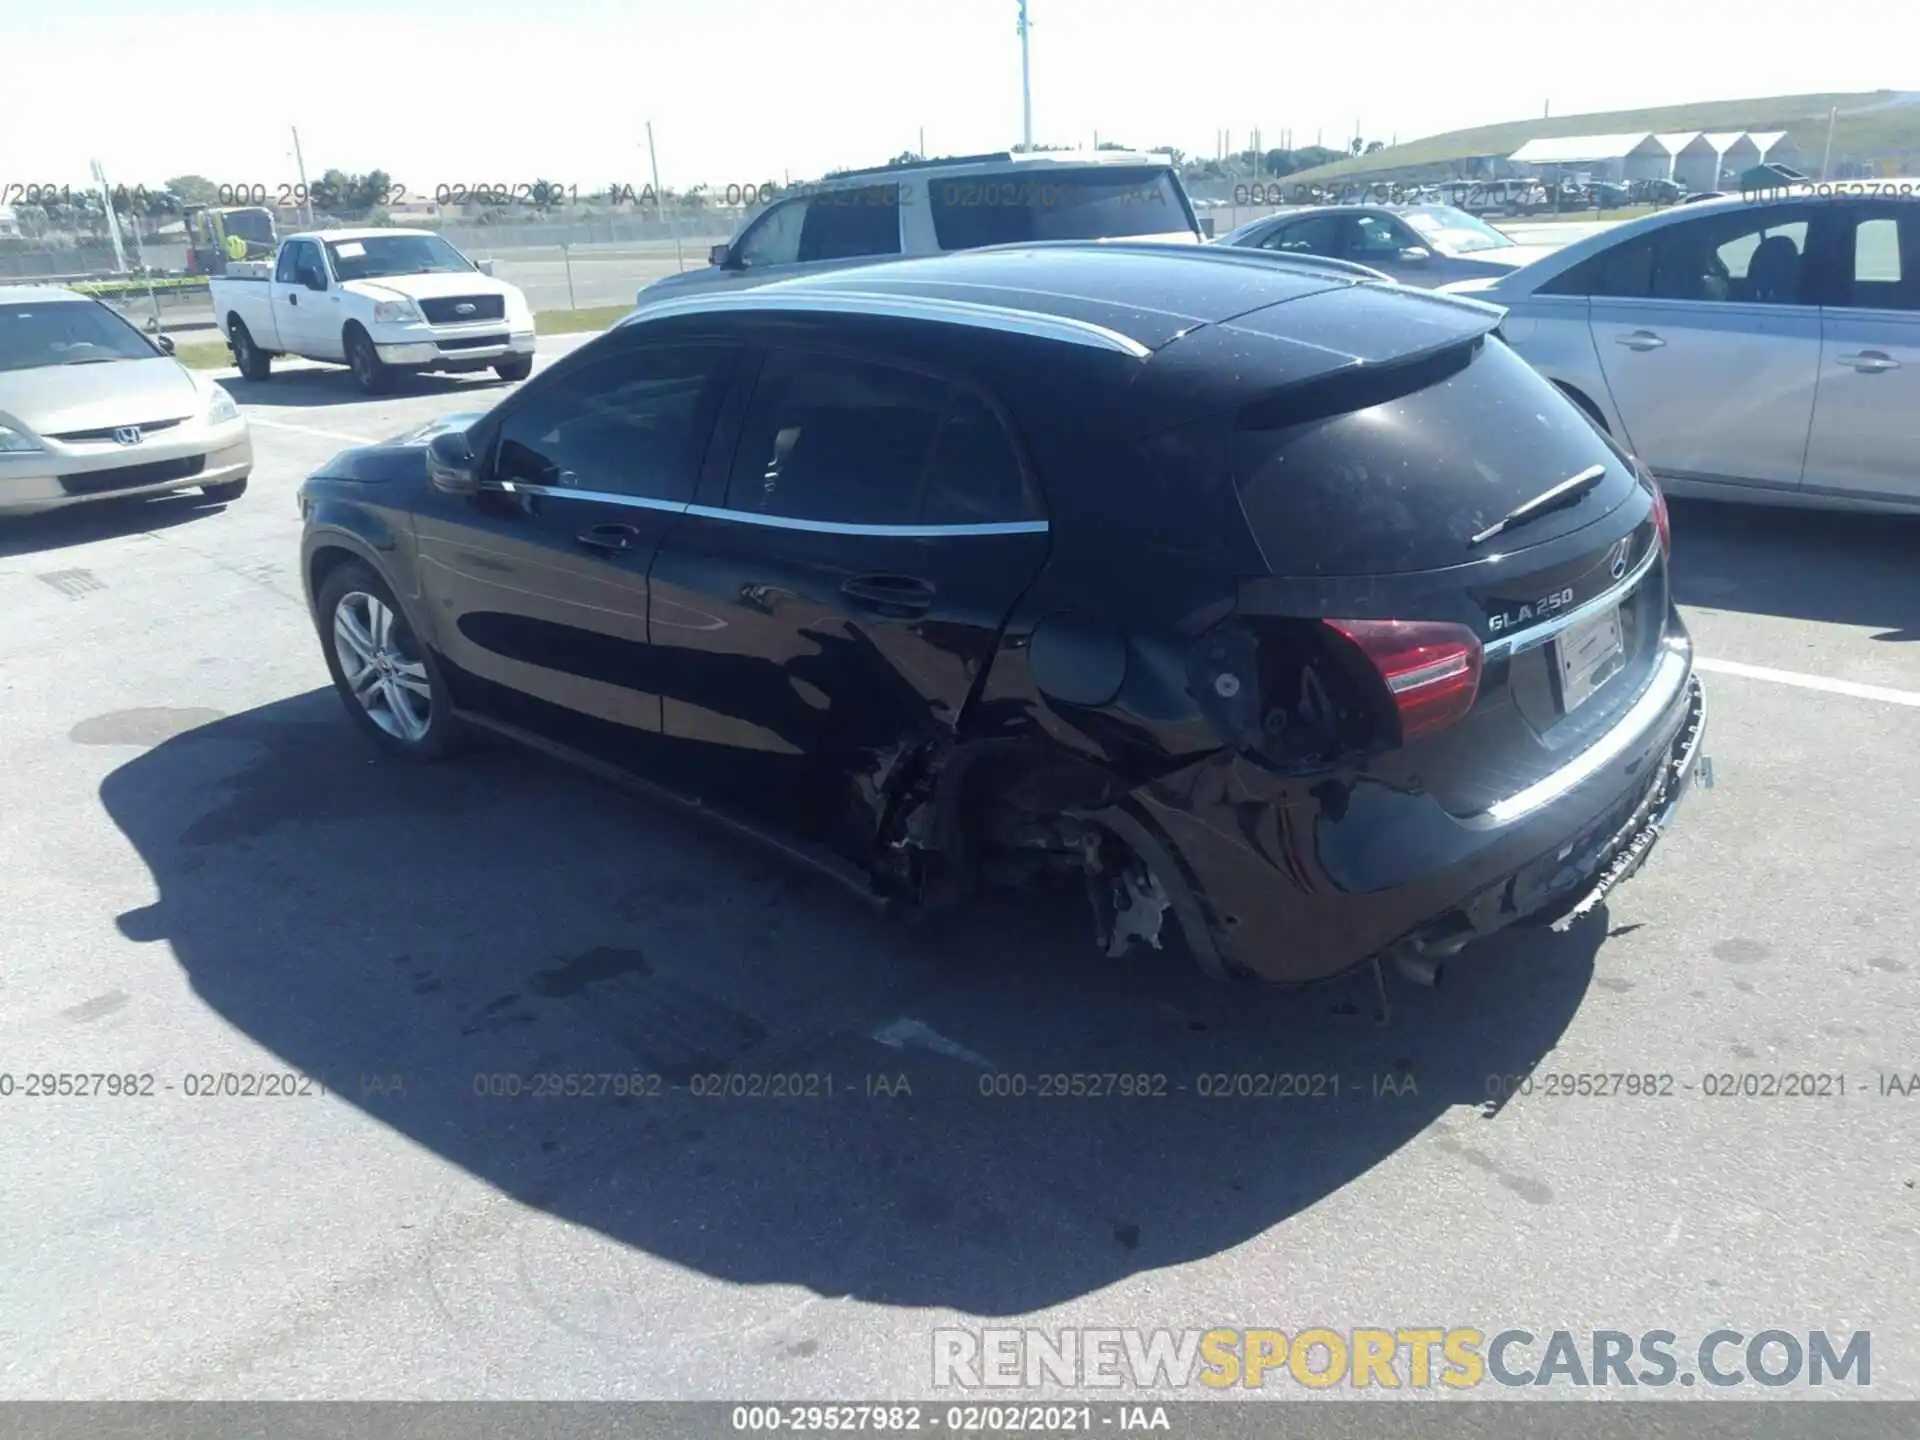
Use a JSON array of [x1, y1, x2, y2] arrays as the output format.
[[927, 166, 1196, 249], [0, 300, 157, 372], [1231, 337, 1635, 576]]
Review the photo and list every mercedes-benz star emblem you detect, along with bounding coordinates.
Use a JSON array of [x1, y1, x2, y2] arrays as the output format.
[[1608, 536, 1633, 580], [113, 426, 143, 446]]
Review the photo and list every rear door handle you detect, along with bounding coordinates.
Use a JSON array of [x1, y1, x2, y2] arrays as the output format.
[[841, 574, 936, 614], [1837, 350, 1899, 373], [576, 523, 641, 552], [1615, 329, 1664, 351]]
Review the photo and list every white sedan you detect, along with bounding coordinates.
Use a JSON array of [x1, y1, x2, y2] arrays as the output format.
[[1441, 190, 1920, 515]]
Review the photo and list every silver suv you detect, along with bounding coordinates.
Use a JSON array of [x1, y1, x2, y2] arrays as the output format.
[[635, 150, 1203, 307]]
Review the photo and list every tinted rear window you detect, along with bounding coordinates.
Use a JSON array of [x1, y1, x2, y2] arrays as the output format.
[[1231, 337, 1635, 576], [928, 166, 1195, 249]]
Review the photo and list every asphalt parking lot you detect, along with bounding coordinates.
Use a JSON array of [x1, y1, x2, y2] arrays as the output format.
[[1, 336, 1916, 1404]]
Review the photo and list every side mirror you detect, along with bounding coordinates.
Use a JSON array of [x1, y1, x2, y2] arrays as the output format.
[[476, 258, 496, 276], [427, 429, 482, 496], [708, 242, 731, 268], [1398, 245, 1434, 265], [154, 334, 176, 355]]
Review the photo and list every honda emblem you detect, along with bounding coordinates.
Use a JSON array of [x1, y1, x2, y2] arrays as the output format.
[[113, 426, 143, 446]]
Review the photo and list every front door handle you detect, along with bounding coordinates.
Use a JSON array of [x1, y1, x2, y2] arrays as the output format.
[[1837, 350, 1899, 373], [842, 574, 936, 614], [1615, 329, 1664, 351], [287, 293, 299, 306], [576, 523, 641, 552]]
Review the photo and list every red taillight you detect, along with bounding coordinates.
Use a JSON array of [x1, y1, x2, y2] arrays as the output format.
[[1326, 619, 1484, 740], [1648, 476, 1671, 557]]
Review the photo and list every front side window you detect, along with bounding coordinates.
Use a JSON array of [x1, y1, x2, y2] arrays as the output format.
[[796, 185, 902, 262], [274, 245, 301, 285], [491, 344, 735, 501], [1540, 236, 1655, 298], [292, 241, 327, 289], [1265, 214, 1346, 256], [735, 199, 810, 268], [1648, 206, 1812, 304], [725, 352, 1033, 527], [1350, 213, 1420, 256]]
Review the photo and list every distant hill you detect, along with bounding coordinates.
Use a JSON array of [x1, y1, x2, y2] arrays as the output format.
[[1287, 90, 1920, 182]]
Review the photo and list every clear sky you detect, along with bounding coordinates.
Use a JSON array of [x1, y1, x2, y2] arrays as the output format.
[[0, 0, 1902, 194]]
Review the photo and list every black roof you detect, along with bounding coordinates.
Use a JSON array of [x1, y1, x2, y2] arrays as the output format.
[[626, 243, 1505, 439]]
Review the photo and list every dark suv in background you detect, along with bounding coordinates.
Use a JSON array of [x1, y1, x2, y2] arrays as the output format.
[[300, 243, 1706, 989]]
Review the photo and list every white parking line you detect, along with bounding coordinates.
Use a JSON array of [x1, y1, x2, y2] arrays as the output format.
[[1695, 657, 1920, 709], [246, 417, 377, 445]]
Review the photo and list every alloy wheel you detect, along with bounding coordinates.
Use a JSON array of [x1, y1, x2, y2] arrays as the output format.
[[332, 591, 432, 742]]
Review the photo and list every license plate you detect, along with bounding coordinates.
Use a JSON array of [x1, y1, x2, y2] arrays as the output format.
[[1554, 605, 1626, 712]]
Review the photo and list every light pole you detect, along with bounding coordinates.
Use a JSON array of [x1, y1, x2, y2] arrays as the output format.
[[88, 159, 130, 274], [1015, 0, 1033, 150], [291, 126, 316, 225]]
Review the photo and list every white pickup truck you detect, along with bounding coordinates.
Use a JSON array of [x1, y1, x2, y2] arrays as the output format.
[[210, 229, 537, 394]]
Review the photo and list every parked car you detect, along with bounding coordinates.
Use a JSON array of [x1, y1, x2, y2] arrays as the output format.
[[1, 284, 251, 517], [1439, 191, 1920, 513], [300, 242, 1706, 988], [210, 229, 536, 395], [1215, 203, 1567, 287], [634, 150, 1203, 309]]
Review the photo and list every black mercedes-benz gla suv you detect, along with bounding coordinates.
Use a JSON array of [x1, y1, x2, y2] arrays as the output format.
[[299, 242, 1707, 987]]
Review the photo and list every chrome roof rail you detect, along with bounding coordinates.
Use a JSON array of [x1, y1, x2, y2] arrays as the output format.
[[620, 287, 1153, 358]]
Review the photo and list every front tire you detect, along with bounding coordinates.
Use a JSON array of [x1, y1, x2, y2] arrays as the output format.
[[494, 355, 533, 382], [200, 477, 248, 504], [229, 319, 271, 381], [345, 327, 394, 395], [316, 561, 462, 760]]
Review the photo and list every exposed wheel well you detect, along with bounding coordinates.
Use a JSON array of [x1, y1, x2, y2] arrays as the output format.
[[307, 545, 364, 606], [1553, 380, 1609, 433], [342, 319, 370, 350]]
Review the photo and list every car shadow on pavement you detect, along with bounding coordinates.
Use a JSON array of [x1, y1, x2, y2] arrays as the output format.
[[1669, 498, 1920, 642], [0, 490, 237, 560], [219, 366, 519, 409], [100, 692, 1601, 1317]]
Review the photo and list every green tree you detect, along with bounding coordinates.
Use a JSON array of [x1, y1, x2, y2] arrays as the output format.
[[1364, 140, 1385, 155], [165, 174, 221, 206]]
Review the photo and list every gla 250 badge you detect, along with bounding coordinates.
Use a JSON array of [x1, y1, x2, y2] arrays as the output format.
[[1488, 587, 1576, 634]]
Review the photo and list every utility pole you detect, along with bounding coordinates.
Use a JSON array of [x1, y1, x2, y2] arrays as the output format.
[[88, 159, 129, 273], [291, 125, 315, 225], [919, 126, 925, 158], [646, 120, 683, 273], [1015, 0, 1033, 150], [1820, 105, 1838, 180]]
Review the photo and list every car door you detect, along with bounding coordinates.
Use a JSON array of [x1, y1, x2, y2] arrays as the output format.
[[411, 335, 741, 752], [1803, 202, 1920, 504], [1586, 202, 1826, 490], [281, 239, 339, 358], [645, 344, 1051, 861]]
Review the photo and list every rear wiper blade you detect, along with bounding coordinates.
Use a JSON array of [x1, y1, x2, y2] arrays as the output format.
[[1469, 463, 1607, 547]]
